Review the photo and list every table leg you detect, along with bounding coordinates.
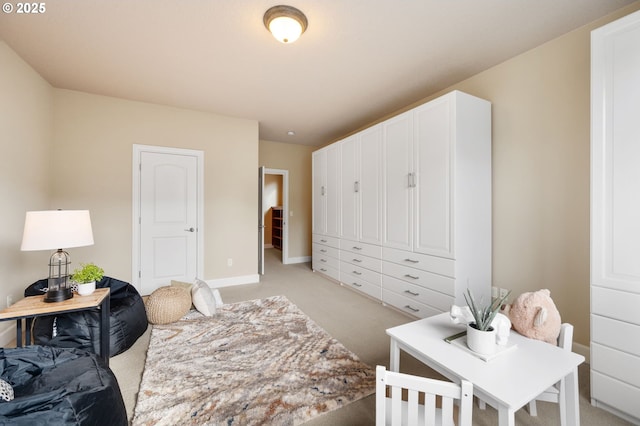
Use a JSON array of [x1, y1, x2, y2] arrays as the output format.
[[15, 319, 22, 347], [25, 318, 32, 345], [498, 406, 516, 426], [389, 339, 400, 372], [100, 295, 110, 366], [564, 367, 580, 426]]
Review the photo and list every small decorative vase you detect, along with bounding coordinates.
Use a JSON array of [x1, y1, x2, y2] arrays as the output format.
[[76, 281, 96, 296], [466, 323, 496, 355]]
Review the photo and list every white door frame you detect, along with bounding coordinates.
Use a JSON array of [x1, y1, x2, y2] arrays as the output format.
[[132, 144, 205, 291], [262, 168, 290, 264]]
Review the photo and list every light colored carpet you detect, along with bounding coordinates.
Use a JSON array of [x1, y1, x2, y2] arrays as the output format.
[[131, 295, 375, 425], [111, 248, 633, 425]]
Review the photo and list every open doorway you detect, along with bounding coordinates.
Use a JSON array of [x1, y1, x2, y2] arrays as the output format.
[[258, 168, 289, 274]]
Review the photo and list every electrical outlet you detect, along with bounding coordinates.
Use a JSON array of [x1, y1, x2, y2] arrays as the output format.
[[227, 258, 233, 267], [6, 295, 14, 308], [499, 288, 509, 299], [491, 286, 499, 299]]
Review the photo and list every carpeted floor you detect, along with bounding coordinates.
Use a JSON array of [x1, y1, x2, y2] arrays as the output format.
[[111, 248, 633, 425]]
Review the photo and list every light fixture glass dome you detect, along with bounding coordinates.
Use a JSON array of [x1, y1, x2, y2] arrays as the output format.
[[264, 5, 308, 44]]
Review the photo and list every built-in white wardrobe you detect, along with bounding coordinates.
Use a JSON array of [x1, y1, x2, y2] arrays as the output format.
[[312, 90, 492, 318], [590, 10, 640, 424]]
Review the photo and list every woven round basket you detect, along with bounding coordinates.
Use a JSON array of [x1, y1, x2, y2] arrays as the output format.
[[145, 286, 192, 325]]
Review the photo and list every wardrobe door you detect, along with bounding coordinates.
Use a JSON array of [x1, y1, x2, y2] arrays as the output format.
[[359, 125, 383, 245]]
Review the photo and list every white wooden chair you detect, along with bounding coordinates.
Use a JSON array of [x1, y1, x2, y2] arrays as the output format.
[[476, 323, 574, 423], [527, 323, 574, 421], [376, 365, 473, 426]]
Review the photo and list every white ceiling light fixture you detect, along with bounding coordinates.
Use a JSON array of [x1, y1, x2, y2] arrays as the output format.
[[263, 5, 308, 44]]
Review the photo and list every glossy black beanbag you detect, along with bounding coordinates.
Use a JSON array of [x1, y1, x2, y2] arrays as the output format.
[[0, 346, 127, 425], [24, 276, 148, 357]]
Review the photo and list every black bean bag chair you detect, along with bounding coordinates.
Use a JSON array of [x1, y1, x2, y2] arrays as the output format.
[[24, 276, 148, 357], [0, 346, 127, 425]]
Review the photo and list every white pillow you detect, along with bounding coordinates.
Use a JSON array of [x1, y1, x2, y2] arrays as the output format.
[[191, 279, 216, 316], [0, 379, 14, 402]]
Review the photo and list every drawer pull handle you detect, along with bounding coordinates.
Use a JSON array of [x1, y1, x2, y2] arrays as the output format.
[[352, 282, 362, 287], [404, 305, 419, 313], [320, 249, 327, 253], [404, 290, 419, 296], [404, 258, 419, 264], [352, 258, 362, 263], [321, 239, 328, 243], [404, 274, 420, 280], [320, 268, 327, 272], [320, 259, 327, 262], [352, 246, 362, 250], [353, 271, 362, 275]]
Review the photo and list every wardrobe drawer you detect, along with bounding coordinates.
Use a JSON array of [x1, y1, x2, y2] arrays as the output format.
[[591, 315, 640, 355], [382, 247, 454, 277], [592, 371, 640, 421], [340, 262, 382, 286], [592, 286, 640, 326], [382, 275, 454, 312], [312, 252, 340, 269], [340, 250, 382, 273], [382, 261, 455, 297], [312, 243, 339, 260], [312, 262, 339, 282], [342, 277, 382, 301], [382, 289, 442, 319], [312, 234, 340, 249], [592, 343, 640, 388], [340, 239, 382, 258]]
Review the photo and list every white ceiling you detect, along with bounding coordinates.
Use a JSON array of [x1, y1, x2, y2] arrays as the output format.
[[0, 0, 635, 146]]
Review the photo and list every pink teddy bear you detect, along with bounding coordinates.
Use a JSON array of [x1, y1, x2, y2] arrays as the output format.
[[502, 289, 561, 345]]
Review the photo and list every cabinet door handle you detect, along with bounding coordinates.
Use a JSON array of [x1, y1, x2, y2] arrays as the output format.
[[408, 173, 413, 188], [404, 274, 419, 280], [404, 258, 419, 264], [404, 290, 419, 296], [321, 186, 326, 196], [354, 181, 360, 193], [404, 305, 420, 313]]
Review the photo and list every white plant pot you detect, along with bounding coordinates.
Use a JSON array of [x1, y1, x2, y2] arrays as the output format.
[[466, 323, 496, 355], [76, 281, 96, 296]]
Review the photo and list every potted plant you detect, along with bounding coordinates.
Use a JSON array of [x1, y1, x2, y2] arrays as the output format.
[[71, 263, 104, 296], [464, 288, 511, 355]]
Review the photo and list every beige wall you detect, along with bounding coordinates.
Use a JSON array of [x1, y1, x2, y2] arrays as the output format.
[[51, 89, 259, 285], [0, 42, 54, 339], [259, 140, 315, 260]]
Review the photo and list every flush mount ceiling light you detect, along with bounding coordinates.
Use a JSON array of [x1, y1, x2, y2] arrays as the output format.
[[263, 5, 308, 44]]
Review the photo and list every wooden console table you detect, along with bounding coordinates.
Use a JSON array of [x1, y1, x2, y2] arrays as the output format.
[[0, 288, 110, 365]]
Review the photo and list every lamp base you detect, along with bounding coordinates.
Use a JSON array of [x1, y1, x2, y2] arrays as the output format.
[[44, 288, 73, 303]]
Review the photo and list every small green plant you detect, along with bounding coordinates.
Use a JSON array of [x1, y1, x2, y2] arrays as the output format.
[[464, 288, 511, 331], [71, 263, 104, 284]]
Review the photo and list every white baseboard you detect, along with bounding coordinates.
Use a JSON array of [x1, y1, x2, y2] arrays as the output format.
[[0, 323, 16, 347], [207, 274, 260, 288], [573, 341, 590, 364], [284, 256, 311, 265]]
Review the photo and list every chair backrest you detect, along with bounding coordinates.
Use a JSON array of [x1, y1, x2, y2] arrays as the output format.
[[557, 323, 573, 351], [376, 365, 473, 426]]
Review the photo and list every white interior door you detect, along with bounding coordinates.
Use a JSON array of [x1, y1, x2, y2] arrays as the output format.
[[134, 146, 203, 295]]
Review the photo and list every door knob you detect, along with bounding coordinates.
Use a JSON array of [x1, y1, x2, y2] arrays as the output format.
[[184, 227, 195, 232]]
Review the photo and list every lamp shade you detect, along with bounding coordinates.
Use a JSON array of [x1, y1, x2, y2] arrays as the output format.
[[21, 210, 94, 251]]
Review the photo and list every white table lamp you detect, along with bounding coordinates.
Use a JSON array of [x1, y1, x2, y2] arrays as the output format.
[[21, 210, 94, 302]]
